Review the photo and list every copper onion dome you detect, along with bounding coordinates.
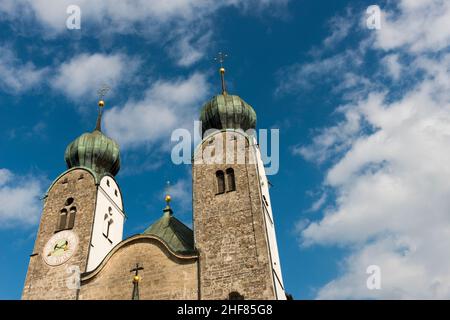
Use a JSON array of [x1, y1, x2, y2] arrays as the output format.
[[64, 99, 120, 177]]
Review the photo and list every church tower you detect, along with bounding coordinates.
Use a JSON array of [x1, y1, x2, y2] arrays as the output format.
[[22, 98, 125, 299], [193, 65, 286, 299]]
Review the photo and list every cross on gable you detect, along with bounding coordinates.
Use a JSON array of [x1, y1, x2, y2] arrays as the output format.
[[130, 263, 144, 276]]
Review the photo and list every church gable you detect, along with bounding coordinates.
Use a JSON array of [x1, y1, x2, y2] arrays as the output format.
[[79, 235, 198, 300]]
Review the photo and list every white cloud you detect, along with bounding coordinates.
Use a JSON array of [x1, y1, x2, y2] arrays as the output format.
[[286, 0, 450, 299], [103, 72, 209, 148], [170, 30, 213, 67], [375, 0, 450, 52], [276, 49, 368, 96], [315, 236, 448, 299], [301, 54, 450, 299], [292, 105, 362, 164], [0, 168, 44, 228], [382, 54, 402, 80], [5, 0, 287, 30], [306, 192, 327, 213], [0, 0, 288, 67], [0, 45, 47, 93], [165, 179, 192, 212], [0, 169, 13, 186], [51, 53, 137, 100], [323, 9, 354, 48]]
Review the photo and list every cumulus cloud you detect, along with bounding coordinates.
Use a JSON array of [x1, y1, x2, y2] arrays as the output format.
[[0, 168, 44, 228], [0, 0, 287, 30], [284, 0, 450, 299], [0, 48, 139, 102], [374, 0, 450, 52], [103, 72, 209, 148], [381, 54, 402, 80], [170, 30, 213, 67], [0, 45, 47, 93], [51, 53, 138, 100]]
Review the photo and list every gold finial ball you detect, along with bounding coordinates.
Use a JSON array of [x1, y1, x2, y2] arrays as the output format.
[[98, 100, 105, 107], [165, 194, 171, 203], [133, 275, 140, 283], [219, 67, 225, 74]]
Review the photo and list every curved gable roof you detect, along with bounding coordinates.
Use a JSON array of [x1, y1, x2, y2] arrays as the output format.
[[81, 234, 197, 282]]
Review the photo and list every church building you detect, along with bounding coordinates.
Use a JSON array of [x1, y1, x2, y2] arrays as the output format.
[[22, 66, 287, 300]]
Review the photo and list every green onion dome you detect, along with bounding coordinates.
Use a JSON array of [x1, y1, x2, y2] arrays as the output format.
[[199, 94, 257, 137], [64, 128, 120, 177]]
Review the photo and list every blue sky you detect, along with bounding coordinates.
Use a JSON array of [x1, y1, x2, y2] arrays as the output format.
[[1, 0, 450, 299]]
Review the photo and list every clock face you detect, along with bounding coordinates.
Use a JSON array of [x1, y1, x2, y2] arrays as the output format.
[[43, 230, 79, 266]]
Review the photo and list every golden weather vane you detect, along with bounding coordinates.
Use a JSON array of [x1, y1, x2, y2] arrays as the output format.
[[214, 52, 228, 95]]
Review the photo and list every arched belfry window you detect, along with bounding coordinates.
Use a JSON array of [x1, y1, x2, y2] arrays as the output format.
[[56, 198, 77, 232], [67, 206, 77, 229], [216, 170, 225, 194], [226, 168, 236, 192], [57, 209, 68, 231]]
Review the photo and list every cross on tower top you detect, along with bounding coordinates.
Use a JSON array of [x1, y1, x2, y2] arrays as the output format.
[[97, 84, 110, 101], [214, 52, 228, 67]]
